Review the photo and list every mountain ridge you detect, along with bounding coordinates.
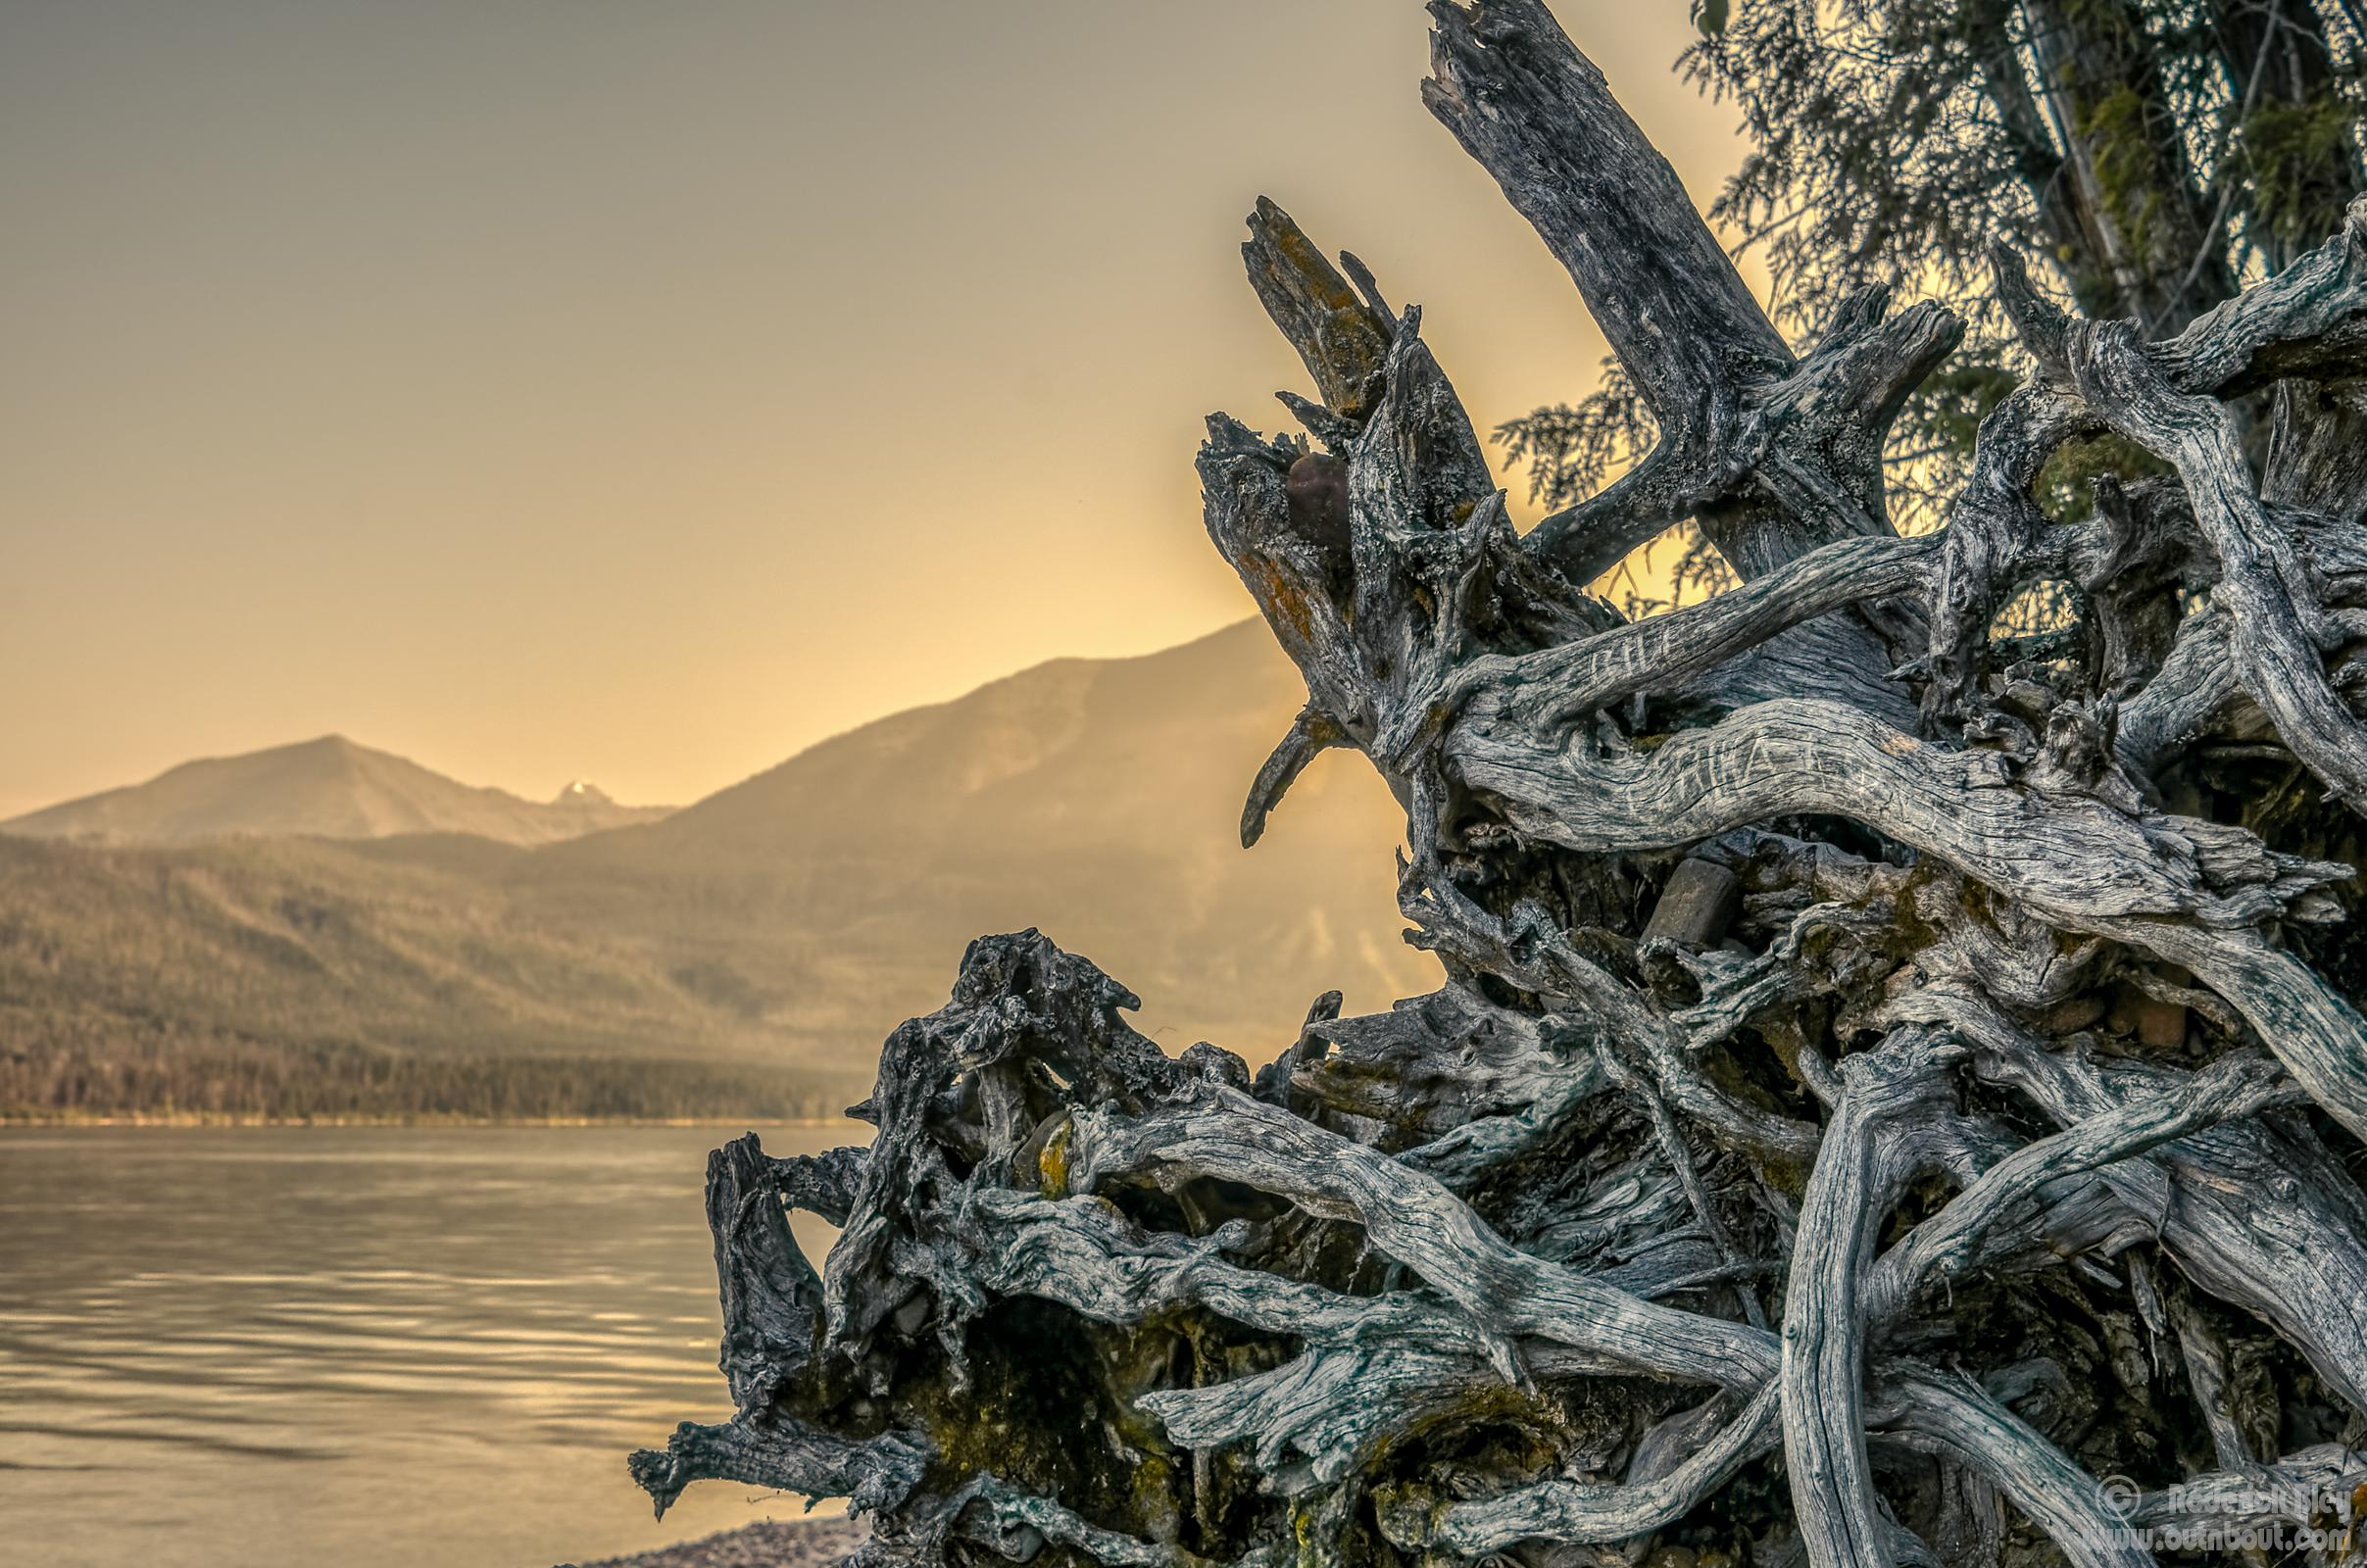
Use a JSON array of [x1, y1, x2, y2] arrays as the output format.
[[0, 622, 1433, 1121], [2, 734, 671, 847]]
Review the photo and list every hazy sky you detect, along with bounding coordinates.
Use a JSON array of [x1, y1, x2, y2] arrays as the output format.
[[0, 1, 1751, 816]]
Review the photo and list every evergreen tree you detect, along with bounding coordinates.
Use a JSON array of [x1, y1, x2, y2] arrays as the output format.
[[1504, 0, 2365, 610]]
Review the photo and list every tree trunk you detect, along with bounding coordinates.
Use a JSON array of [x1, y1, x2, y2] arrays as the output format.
[[2018, 0, 2238, 332]]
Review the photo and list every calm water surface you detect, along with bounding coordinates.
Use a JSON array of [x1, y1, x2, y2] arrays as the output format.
[[0, 1126, 857, 1568]]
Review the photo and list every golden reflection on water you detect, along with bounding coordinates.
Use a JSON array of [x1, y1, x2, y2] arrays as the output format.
[[0, 1125, 853, 1568]]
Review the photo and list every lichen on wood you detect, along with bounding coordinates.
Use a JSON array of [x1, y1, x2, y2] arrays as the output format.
[[633, 3, 2367, 1563]]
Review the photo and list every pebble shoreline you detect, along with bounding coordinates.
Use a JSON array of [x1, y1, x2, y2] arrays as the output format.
[[562, 1516, 868, 1568]]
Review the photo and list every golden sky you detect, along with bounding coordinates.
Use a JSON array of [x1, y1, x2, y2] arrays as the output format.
[[0, 1, 1751, 817]]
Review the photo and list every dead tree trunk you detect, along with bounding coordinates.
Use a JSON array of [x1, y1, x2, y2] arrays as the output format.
[[631, 4, 2367, 1563]]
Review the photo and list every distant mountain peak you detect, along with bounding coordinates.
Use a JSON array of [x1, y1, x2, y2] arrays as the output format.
[[2, 739, 670, 848]]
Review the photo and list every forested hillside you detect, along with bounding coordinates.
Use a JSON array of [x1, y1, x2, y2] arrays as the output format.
[[0, 624, 1428, 1121], [0, 835, 861, 1121]]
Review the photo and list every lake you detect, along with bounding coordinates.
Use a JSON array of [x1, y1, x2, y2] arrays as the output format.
[[0, 1125, 860, 1568]]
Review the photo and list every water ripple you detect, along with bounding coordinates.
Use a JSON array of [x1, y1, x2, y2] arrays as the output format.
[[0, 1124, 856, 1568]]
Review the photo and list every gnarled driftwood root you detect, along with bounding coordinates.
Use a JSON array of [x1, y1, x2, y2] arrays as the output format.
[[636, 3, 2367, 1564]]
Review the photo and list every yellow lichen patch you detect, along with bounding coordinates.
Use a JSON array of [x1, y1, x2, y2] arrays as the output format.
[[1037, 1118, 1072, 1199], [1249, 554, 1316, 642], [1264, 214, 1362, 318]]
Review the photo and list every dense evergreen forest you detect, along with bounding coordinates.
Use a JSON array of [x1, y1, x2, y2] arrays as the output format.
[[0, 1031, 854, 1123]]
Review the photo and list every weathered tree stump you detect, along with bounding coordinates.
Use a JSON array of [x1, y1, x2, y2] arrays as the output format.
[[632, 4, 2367, 1564]]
